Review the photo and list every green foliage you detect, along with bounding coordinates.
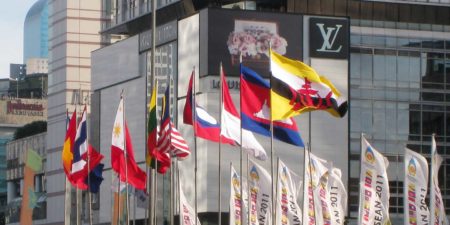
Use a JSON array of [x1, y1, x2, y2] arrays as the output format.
[[13, 121, 47, 140]]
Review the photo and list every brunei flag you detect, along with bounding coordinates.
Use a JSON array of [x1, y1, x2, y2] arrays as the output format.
[[147, 81, 158, 167], [270, 50, 347, 120]]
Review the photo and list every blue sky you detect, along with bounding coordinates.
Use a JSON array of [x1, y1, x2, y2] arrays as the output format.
[[0, 0, 38, 78]]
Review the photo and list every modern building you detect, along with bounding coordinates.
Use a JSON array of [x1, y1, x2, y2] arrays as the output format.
[[23, 0, 48, 63], [44, 0, 105, 224], [37, 0, 450, 224]]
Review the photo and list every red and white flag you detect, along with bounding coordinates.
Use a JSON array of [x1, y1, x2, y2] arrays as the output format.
[[111, 98, 146, 190], [220, 67, 267, 161]]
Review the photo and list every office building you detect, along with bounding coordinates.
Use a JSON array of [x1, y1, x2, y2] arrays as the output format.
[[23, 0, 49, 63]]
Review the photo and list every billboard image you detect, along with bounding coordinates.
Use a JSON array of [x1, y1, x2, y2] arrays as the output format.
[[206, 8, 303, 77]]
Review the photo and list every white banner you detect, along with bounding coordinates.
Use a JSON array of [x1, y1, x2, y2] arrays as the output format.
[[302, 151, 331, 225], [248, 160, 272, 225], [276, 160, 302, 225], [429, 137, 449, 225], [404, 148, 429, 225], [327, 167, 347, 225], [180, 182, 201, 225], [358, 136, 390, 225], [230, 166, 246, 225]]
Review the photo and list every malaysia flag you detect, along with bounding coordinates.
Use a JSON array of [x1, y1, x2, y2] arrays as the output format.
[[240, 65, 304, 147]]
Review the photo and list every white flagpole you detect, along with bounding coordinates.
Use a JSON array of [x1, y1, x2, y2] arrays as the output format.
[[218, 62, 223, 225], [192, 66, 199, 225], [357, 133, 363, 225], [149, 0, 157, 223], [238, 54, 245, 225], [85, 102, 94, 225], [269, 46, 276, 225], [76, 105, 81, 225], [64, 110, 72, 225], [121, 91, 130, 224]]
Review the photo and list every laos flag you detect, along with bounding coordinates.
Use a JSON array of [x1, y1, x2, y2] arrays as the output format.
[[240, 65, 304, 147], [183, 71, 235, 145]]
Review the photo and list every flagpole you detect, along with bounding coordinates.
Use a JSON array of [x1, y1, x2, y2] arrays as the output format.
[[238, 54, 245, 225], [307, 143, 317, 225], [150, 0, 157, 223], [170, 156, 174, 225], [218, 62, 223, 225], [192, 66, 199, 225], [121, 92, 130, 224], [76, 105, 81, 225], [83, 101, 94, 225], [357, 133, 363, 225], [64, 110, 71, 225], [268, 46, 276, 225]]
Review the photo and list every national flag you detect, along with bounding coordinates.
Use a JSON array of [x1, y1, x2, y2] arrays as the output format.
[[270, 50, 347, 120], [404, 148, 429, 225], [327, 167, 347, 225], [157, 85, 190, 165], [276, 159, 302, 225], [183, 71, 236, 145], [248, 159, 272, 225], [147, 80, 158, 166], [111, 98, 147, 190], [240, 65, 304, 147], [429, 136, 449, 225], [180, 177, 201, 225], [83, 145, 104, 193], [71, 107, 104, 191], [71, 107, 88, 184], [220, 67, 267, 161], [62, 110, 77, 186], [357, 136, 390, 225]]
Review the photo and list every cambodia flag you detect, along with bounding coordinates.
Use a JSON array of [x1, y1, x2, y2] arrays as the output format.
[[183, 71, 236, 145], [240, 65, 304, 147]]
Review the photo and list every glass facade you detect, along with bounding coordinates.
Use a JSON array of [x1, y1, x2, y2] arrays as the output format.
[[349, 19, 450, 221], [142, 41, 177, 223], [23, 0, 48, 63]]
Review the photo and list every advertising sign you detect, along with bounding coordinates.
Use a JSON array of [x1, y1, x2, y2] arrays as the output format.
[[207, 8, 303, 78]]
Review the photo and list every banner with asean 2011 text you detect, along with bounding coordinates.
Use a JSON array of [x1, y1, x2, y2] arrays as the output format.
[[230, 166, 246, 225], [358, 136, 390, 225], [276, 160, 302, 225], [302, 151, 331, 225], [248, 160, 272, 225], [404, 148, 429, 225]]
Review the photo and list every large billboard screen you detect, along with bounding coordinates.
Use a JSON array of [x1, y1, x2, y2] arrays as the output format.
[[206, 8, 303, 78]]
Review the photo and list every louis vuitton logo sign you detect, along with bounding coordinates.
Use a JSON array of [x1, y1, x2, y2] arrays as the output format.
[[309, 17, 348, 59], [316, 23, 342, 53]]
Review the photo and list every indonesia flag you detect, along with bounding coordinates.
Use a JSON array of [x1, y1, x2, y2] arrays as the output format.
[[240, 65, 304, 147], [183, 71, 235, 145], [220, 67, 267, 161]]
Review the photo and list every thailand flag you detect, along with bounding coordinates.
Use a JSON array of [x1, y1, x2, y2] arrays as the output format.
[[240, 65, 304, 147], [72, 107, 88, 177], [183, 71, 235, 145]]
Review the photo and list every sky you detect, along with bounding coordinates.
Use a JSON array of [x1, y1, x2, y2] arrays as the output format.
[[0, 0, 39, 79]]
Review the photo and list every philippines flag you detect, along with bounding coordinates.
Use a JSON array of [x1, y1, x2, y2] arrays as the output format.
[[240, 65, 304, 147], [183, 71, 235, 145]]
